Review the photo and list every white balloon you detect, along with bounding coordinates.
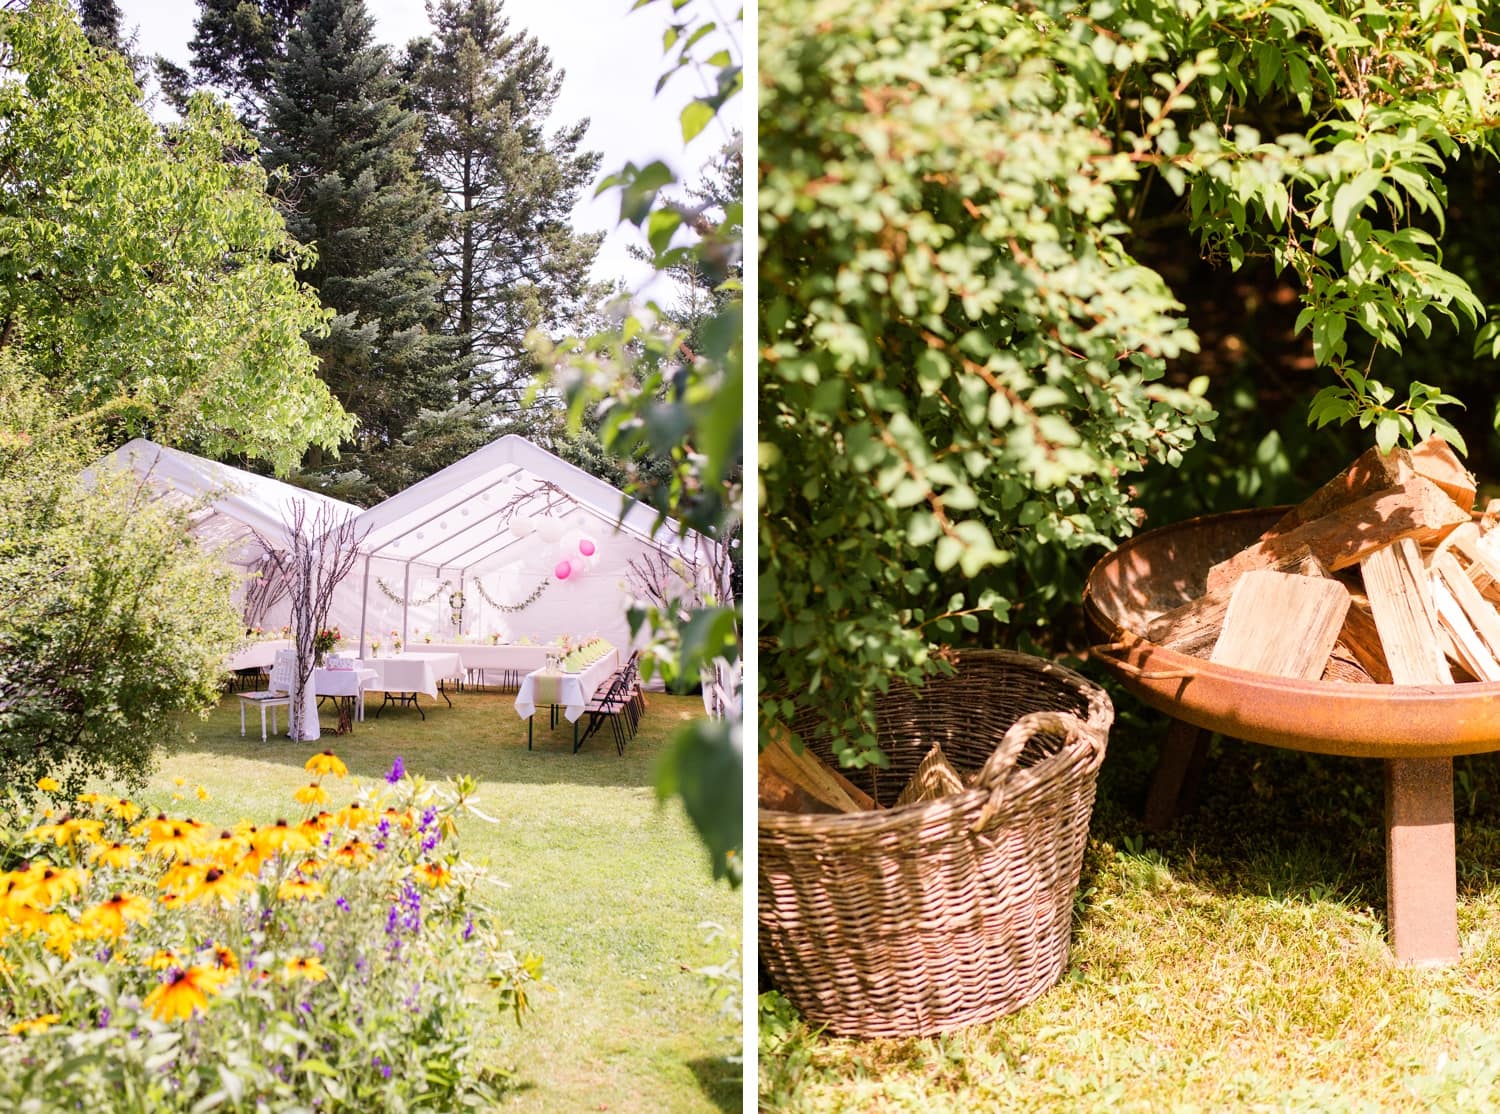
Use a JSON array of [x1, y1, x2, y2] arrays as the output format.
[[537, 517, 565, 543], [509, 515, 535, 539]]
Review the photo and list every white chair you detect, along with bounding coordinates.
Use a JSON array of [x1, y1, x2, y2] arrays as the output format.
[[237, 650, 295, 742]]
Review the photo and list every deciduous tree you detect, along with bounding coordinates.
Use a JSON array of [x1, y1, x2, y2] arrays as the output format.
[[0, 0, 352, 475]]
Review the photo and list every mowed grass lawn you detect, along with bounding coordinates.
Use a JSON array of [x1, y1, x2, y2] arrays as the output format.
[[760, 694, 1500, 1112], [139, 684, 740, 1113]]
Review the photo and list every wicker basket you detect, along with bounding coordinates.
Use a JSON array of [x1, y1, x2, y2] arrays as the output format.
[[758, 649, 1113, 1038]]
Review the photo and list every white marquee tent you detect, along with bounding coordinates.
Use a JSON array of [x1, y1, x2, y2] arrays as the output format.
[[332, 435, 712, 654], [96, 436, 715, 656], [98, 438, 362, 575]]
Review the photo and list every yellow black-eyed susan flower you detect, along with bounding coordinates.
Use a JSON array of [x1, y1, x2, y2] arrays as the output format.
[[80, 892, 151, 939], [8, 1013, 60, 1036], [91, 841, 139, 870], [185, 866, 248, 905], [283, 955, 328, 982], [143, 965, 224, 1022], [278, 876, 326, 901], [294, 782, 330, 806], [305, 751, 348, 778]]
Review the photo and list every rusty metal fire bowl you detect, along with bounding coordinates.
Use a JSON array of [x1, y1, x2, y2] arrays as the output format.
[[1083, 506, 1500, 965]]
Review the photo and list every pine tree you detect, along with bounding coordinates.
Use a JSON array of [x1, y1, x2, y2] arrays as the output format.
[[77, 0, 124, 53], [260, 0, 453, 492], [186, 0, 308, 124], [407, 0, 604, 414]]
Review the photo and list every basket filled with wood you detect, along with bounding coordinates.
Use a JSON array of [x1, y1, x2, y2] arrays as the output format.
[[758, 649, 1113, 1038]]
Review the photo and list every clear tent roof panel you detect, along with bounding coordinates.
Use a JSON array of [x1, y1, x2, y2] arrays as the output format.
[[353, 435, 696, 575]]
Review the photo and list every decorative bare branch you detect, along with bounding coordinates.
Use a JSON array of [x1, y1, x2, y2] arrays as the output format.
[[253, 503, 366, 740]]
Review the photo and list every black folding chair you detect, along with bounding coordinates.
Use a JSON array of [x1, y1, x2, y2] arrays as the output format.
[[581, 671, 634, 755]]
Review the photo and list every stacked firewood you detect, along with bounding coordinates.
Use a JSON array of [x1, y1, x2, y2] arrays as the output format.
[[758, 732, 969, 814], [1148, 437, 1500, 686]]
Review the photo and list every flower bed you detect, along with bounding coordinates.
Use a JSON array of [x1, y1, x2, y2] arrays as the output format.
[[0, 754, 540, 1110]]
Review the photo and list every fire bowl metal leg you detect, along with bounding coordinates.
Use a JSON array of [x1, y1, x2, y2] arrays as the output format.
[[1144, 719, 1208, 831], [1385, 757, 1459, 966]]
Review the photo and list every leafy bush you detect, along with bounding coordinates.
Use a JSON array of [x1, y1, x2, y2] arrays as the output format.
[[759, 1, 1213, 764], [0, 363, 242, 799], [0, 753, 540, 1111], [760, 0, 1500, 765]]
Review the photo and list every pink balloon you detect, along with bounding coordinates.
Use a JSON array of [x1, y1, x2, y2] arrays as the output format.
[[579, 538, 596, 557], [555, 560, 572, 580]]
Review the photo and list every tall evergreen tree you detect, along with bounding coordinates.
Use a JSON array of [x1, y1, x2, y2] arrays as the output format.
[[184, 0, 308, 124], [260, 0, 453, 493], [77, 0, 124, 53], [407, 0, 604, 414]]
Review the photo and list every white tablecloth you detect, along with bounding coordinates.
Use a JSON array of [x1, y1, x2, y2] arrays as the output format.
[[225, 640, 293, 672], [420, 643, 551, 673], [514, 649, 621, 723], [358, 653, 463, 698], [313, 667, 377, 698]]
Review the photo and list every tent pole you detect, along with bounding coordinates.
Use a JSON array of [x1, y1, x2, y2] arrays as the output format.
[[357, 554, 371, 656], [402, 563, 411, 649]]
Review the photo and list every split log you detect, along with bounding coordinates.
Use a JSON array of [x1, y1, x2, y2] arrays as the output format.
[[1209, 570, 1351, 680], [759, 733, 876, 813], [1207, 475, 1468, 594], [1409, 437, 1476, 512], [1335, 592, 1394, 685], [1360, 538, 1453, 685], [1430, 575, 1500, 682], [1146, 546, 1330, 658], [1266, 438, 1474, 542], [894, 743, 966, 807], [1431, 552, 1500, 662]]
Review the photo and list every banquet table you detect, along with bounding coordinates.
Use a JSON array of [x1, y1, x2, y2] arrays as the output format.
[[359, 652, 464, 719], [514, 649, 621, 752], [225, 639, 293, 674], [419, 643, 551, 688], [314, 666, 378, 734]]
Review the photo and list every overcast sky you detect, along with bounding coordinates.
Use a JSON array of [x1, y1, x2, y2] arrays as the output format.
[[115, 0, 742, 292]]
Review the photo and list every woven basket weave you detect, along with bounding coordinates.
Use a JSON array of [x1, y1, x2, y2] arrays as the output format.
[[759, 649, 1113, 1038]]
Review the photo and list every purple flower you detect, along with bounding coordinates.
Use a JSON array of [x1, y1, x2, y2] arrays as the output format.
[[98, 1007, 111, 1027], [336, 897, 350, 913], [385, 757, 405, 784], [462, 917, 474, 942], [373, 1054, 393, 1080]]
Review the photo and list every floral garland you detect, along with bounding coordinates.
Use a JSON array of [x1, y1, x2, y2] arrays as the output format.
[[471, 576, 551, 613], [375, 577, 451, 608]]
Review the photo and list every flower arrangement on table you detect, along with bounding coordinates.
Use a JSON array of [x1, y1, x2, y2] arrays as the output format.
[[0, 755, 541, 1109], [369, 638, 382, 657], [390, 629, 403, 654], [313, 627, 341, 663]]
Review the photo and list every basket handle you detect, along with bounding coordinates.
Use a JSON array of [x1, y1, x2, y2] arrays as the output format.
[[1087, 640, 1198, 682], [969, 710, 1093, 834]]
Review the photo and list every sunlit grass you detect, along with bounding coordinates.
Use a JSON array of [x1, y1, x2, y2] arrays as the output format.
[[150, 685, 739, 1113], [760, 705, 1500, 1111]]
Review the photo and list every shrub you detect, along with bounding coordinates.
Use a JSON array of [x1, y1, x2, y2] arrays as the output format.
[[0, 363, 242, 800], [759, 1, 1213, 764], [759, 0, 1500, 765], [0, 753, 541, 1111]]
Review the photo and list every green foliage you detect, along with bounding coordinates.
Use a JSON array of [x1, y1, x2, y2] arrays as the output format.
[[0, 761, 537, 1110], [406, 0, 606, 414], [0, 359, 242, 799], [0, 1, 352, 475], [760, 1, 1214, 765], [760, 0, 1500, 766], [531, 0, 742, 884], [183, 0, 308, 124], [260, 0, 455, 493]]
